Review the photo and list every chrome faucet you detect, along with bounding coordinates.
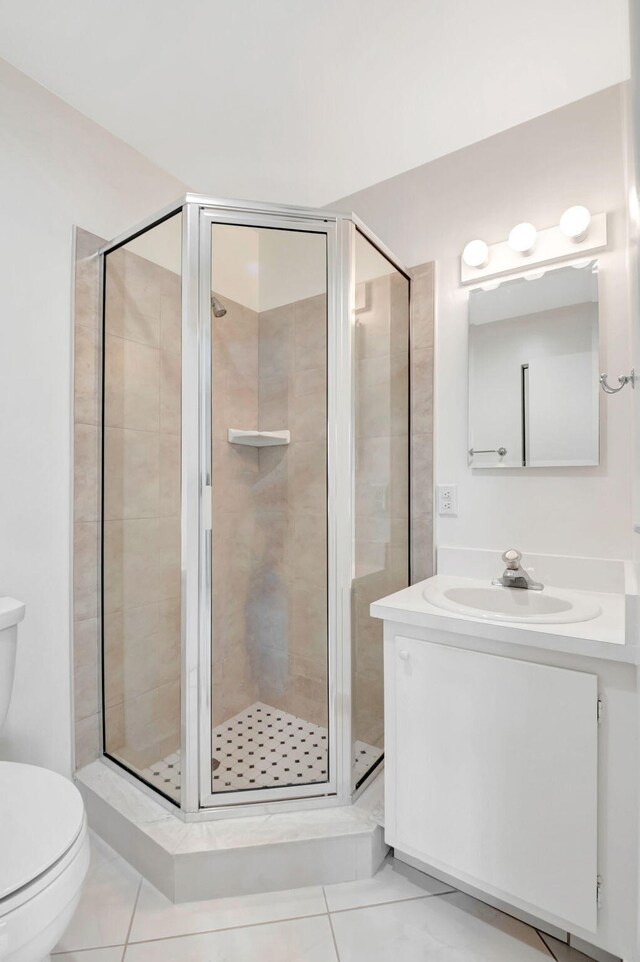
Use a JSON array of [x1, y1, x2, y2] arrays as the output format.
[[492, 549, 544, 591]]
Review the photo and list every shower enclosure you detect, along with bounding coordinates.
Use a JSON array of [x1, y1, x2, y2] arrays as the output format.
[[99, 194, 410, 815]]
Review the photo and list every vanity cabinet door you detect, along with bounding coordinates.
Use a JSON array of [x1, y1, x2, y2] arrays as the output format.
[[385, 636, 598, 931]]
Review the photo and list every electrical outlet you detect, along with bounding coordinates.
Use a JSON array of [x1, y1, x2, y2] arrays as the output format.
[[437, 484, 458, 516]]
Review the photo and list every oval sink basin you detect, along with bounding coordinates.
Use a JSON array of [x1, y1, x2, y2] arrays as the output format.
[[423, 580, 601, 624]]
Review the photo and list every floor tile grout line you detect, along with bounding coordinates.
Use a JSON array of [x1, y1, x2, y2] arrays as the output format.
[[60, 889, 460, 953], [537, 929, 559, 960], [323, 887, 342, 962], [328, 890, 563, 961], [122, 874, 143, 959], [52, 945, 125, 957], [112, 887, 459, 949], [327, 887, 457, 915], [125, 909, 330, 946], [49, 880, 564, 959]]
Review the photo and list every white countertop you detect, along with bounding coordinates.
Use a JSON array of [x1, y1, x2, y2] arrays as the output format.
[[370, 574, 638, 665]]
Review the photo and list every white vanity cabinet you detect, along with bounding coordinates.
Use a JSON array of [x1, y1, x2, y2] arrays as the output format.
[[384, 635, 599, 932], [373, 552, 640, 960]]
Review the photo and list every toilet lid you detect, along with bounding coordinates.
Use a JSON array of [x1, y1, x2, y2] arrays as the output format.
[[0, 762, 85, 899]]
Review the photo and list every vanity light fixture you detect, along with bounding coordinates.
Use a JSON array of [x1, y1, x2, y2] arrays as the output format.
[[570, 258, 593, 270], [460, 211, 606, 285], [559, 205, 591, 243], [462, 239, 489, 269], [508, 222, 537, 256]]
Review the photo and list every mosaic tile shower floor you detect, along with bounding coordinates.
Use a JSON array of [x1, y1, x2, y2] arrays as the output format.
[[139, 701, 382, 802]]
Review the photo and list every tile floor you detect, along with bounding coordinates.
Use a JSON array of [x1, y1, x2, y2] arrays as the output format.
[[52, 831, 599, 962], [137, 702, 382, 802]]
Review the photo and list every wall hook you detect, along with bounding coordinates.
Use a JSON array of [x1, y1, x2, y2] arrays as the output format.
[[599, 369, 635, 394]]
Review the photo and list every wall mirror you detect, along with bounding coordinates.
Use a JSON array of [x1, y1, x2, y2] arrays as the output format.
[[468, 259, 599, 468]]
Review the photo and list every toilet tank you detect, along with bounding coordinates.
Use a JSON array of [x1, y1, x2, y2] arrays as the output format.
[[0, 598, 26, 732]]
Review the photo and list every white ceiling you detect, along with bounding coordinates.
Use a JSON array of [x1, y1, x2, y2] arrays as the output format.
[[0, 0, 630, 207]]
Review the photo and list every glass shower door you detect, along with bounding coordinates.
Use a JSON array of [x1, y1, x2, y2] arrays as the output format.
[[199, 212, 336, 806], [101, 211, 183, 804], [351, 227, 410, 790]]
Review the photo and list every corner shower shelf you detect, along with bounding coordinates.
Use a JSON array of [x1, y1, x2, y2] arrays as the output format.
[[227, 428, 291, 447]]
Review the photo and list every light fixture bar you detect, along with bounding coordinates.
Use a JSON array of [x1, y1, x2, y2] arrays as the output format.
[[460, 212, 607, 287]]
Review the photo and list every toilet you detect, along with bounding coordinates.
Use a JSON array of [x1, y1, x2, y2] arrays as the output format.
[[0, 598, 90, 962]]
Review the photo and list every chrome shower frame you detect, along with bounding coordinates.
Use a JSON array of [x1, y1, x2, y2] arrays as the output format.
[[98, 193, 410, 821]]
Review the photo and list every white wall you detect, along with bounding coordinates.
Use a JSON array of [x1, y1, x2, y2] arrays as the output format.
[[0, 58, 186, 776], [333, 85, 633, 560], [0, 0, 630, 206]]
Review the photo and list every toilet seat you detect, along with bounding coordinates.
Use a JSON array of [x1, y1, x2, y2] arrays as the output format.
[[0, 762, 86, 910]]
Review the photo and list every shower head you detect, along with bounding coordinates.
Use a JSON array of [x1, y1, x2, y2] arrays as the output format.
[[211, 294, 227, 318]]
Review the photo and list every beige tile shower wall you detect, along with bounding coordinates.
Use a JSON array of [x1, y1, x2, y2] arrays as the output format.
[[255, 294, 328, 728], [244, 274, 432, 739], [73, 228, 105, 769], [211, 295, 260, 727], [101, 246, 182, 770], [352, 272, 409, 751], [351, 264, 434, 752], [73, 244, 434, 769]]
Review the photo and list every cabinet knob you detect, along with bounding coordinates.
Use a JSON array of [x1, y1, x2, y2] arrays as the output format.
[[398, 650, 410, 661]]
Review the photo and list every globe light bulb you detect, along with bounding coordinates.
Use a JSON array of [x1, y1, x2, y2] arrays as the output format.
[[559, 206, 591, 243], [508, 223, 537, 255], [462, 239, 489, 269]]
